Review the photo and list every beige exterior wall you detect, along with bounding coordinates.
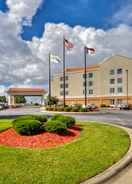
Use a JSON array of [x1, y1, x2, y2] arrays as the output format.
[[51, 55, 132, 106]]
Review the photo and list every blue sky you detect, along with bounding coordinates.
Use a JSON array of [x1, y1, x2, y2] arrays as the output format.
[[0, 0, 132, 93], [0, 0, 129, 41]]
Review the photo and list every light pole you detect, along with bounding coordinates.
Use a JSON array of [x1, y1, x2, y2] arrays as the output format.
[[126, 69, 128, 106]]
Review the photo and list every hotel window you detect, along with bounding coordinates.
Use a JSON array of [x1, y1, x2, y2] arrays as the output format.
[[110, 88, 115, 94], [65, 84, 69, 88], [60, 77, 63, 81], [60, 91, 69, 96], [88, 81, 93, 86], [89, 89, 94, 95], [60, 84, 68, 88], [110, 79, 115, 84], [117, 78, 123, 84], [83, 74, 87, 78], [117, 68, 123, 74], [117, 87, 123, 93], [110, 69, 115, 75], [83, 90, 87, 95], [60, 76, 68, 81], [88, 73, 93, 78], [83, 82, 86, 87], [60, 84, 63, 88]]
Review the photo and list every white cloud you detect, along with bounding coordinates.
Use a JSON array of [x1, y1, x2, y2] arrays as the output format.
[[6, 0, 43, 25], [0, 0, 132, 91], [29, 23, 132, 69]]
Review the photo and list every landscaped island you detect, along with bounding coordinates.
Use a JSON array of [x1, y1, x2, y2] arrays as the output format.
[[0, 116, 130, 184]]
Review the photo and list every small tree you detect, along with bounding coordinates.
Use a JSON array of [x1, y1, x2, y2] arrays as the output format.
[[15, 96, 26, 104], [46, 96, 59, 106], [0, 96, 6, 103]]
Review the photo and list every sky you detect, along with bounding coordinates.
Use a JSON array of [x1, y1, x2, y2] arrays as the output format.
[[0, 0, 132, 95]]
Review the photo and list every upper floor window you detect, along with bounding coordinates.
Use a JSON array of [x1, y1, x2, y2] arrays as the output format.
[[117, 68, 123, 75], [60, 91, 69, 96], [117, 87, 123, 93], [110, 69, 115, 75], [60, 76, 68, 81], [88, 81, 93, 86], [89, 89, 94, 95], [110, 79, 115, 84], [88, 73, 93, 78], [60, 77, 63, 81], [117, 78, 123, 84], [82, 74, 86, 78], [110, 88, 115, 94], [60, 84, 68, 88]]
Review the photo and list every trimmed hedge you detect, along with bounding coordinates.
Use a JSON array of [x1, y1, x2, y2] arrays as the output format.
[[13, 119, 44, 135], [51, 115, 76, 128], [45, 120, 67, 134], [13, 115, 48, 124], [33, 115, 48, 123]]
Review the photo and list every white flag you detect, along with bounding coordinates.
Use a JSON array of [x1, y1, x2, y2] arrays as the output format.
[[50, 54, 61, 63]]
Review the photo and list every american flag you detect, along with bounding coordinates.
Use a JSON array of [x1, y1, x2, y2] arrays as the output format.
[[85, 47, 96, 55], [64, 39, 74, 49]]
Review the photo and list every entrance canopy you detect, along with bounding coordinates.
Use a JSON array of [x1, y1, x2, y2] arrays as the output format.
[[7, 88, 47, 106], [7, 88, 46, 96]]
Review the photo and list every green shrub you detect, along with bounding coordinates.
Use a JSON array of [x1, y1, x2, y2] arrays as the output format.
[[71, 107, 80, 112], [13, 119, 44, 135], [33, 115, 48, 123], [51, 114, 63, 120], [45, 120, 67, 134], [12, 115, 36, 125], [51, 115, 76, 128], [101, 104, 107, 108], [56, 107, 64, 112], [64, 106, 72, 112], [79, 107, 87, 112]]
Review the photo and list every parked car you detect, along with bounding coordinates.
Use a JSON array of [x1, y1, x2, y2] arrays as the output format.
[[117, 104, 130, 110], [0, 103, 9, 110], [86, 104, 98, 111]]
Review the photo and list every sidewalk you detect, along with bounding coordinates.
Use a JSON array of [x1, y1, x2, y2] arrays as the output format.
[[104, 163, 132, 184]]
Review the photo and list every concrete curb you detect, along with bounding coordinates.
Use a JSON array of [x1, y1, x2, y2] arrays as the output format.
[[80, 125, 132, 184], [41, 110, 110, 116]]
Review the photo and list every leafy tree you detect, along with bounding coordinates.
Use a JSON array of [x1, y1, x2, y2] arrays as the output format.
[[15, 96, 26, 104], [0, 96, 7, 103], [46, 96, 59, 106]]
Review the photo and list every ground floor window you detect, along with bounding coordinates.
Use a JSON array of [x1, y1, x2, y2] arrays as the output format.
[[110, 99, 115, 105]]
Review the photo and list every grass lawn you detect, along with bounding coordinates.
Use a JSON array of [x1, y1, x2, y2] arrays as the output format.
[[0, 119, 13, 132], [0, 120, 130, 184]]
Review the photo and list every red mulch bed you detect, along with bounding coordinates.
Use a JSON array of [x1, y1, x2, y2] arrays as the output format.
[[0, 126, 81, 149]]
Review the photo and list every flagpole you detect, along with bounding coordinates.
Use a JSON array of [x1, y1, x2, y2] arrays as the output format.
[[63, 36, 66, 107], [49, 53, 51, 100], [84, 47, 87, 107]]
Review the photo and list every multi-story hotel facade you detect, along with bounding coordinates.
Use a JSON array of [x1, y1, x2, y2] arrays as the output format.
[[51, 55, 132, 107]]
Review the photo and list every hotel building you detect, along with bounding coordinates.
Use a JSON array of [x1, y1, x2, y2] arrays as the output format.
[[51, 55, 132, 107]]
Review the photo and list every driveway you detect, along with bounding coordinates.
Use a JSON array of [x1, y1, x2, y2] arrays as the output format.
[[0, 107, 132, 128]]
